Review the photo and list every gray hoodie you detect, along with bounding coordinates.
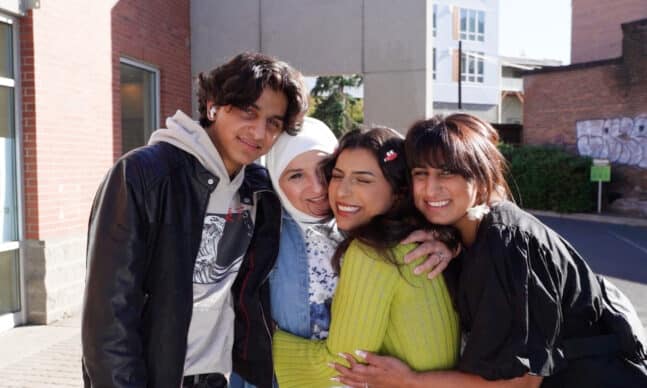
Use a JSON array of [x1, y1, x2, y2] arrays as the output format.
[[149, 110, 255, 377]]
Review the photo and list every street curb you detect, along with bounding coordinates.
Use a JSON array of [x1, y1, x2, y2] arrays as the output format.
[[529, 209, 647, 227]]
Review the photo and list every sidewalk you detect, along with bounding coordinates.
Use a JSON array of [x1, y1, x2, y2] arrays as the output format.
[[0, 315, 81, 387]]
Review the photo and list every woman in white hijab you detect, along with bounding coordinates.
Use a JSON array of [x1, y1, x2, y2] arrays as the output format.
[[265, 117, 343, 341], [230, 117, 341, 388]]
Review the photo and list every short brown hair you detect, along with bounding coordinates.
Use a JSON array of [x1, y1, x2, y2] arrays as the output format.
[[196, 52, 309, 135], [405, 114, 511, 203]]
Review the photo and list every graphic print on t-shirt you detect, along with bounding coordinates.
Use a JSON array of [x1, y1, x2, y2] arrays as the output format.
[[193, 209, 253, 284]]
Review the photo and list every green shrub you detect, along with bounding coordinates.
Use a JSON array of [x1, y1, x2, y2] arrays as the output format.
[[499, 144, 595, 213]]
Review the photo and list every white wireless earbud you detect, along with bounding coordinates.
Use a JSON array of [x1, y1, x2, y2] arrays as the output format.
[[209, 106, 217, 120]]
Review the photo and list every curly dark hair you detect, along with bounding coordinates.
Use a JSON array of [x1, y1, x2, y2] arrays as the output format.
[[196, 52, 309, 135], [321, 127, 461, 273]]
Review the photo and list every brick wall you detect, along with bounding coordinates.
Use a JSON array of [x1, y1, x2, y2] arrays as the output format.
[[27, 1, 116, 241], [524, 19, 647, 215], [524, 62, 631, 147], [572, 0, 647, 63], [21, 0, 191, 323], [111, 0, 191, 159], [22, 0, 117, 323]]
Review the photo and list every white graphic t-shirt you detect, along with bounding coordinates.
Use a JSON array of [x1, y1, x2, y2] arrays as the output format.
[[147, 111, 258, 377], [184, 197, 255, 376]]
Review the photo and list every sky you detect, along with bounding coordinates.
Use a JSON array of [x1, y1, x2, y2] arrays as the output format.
[[499, 0, 572, 64]]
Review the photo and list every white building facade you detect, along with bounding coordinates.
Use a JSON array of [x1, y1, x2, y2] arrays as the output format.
[[431, 0, 501, 122]]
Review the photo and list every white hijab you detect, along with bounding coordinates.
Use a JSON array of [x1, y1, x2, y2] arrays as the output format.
[[265, 117, 338, 229]]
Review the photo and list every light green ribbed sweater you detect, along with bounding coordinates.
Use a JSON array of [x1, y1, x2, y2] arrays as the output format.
[[273, 241, 460, 388]]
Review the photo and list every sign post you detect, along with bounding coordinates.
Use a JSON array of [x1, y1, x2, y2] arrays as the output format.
[[590, 159, 611, 213]]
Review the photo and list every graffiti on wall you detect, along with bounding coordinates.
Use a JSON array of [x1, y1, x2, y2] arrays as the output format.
[[576, 114, 647, 168]]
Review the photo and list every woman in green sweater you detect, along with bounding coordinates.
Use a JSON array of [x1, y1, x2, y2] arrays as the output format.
[[272, 127, 461, 388]]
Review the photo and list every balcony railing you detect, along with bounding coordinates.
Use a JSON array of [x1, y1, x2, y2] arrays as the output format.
[[501, 76, 523, 92]]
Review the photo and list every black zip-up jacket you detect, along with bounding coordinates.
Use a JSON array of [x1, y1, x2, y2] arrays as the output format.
[[81, 143, 280, 388]]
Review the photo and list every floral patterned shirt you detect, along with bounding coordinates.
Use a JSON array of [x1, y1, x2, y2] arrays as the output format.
[[304, 223, 342, 340]]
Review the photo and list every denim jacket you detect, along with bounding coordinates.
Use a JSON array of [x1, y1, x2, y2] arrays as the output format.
[[269, 211, 342, 339], [231, 212, 339, 388], [270, 212, 314, 337]]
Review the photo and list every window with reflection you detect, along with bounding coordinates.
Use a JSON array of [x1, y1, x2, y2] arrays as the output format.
[[460, 9, 485, 42], [0, 22, 13, 78], [461, 51, 484, 83], [120, 61, 158, 154], [0, 86, 17, 243]]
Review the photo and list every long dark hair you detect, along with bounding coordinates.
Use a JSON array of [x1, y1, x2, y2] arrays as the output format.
[[321, 127, 460, 272]]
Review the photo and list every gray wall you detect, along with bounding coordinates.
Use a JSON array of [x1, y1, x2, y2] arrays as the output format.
[[191, 0, 434, 132]]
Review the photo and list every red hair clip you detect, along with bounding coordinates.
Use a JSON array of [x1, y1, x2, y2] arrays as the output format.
[[383, 150, 398, 162]]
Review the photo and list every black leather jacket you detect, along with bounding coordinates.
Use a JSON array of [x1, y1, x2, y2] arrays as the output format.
[[81, 143, 280, 388]]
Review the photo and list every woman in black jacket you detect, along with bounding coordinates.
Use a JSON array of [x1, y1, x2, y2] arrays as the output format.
[[334, 114, 647, 388]]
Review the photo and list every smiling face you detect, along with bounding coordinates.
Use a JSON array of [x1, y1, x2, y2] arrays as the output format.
[[328, 148, 395, 232], [411, 165, 479, 237], [279, 150, 330, 218], [208, 87, 288, 176]]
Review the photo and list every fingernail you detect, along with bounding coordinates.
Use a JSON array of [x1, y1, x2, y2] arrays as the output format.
[[330, 377, 340, 382], [413, 266, 422, 275], [355, 349, 367, 359], [338, 352, 348, 359], [327, 362, 336, 369]]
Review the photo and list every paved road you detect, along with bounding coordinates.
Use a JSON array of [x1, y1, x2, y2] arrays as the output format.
[[538, 215, 647, 327]]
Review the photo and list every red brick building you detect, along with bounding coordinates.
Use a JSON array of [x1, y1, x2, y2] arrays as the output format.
[[571, 0, 647, 64], [523, 7, 647, 216], [0, 0, 191, 329]]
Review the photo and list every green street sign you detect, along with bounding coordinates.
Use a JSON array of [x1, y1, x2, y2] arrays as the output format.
[[590, 165, 611, 182]]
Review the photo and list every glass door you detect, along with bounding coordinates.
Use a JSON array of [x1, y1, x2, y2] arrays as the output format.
[[0, 15, 23, 330]]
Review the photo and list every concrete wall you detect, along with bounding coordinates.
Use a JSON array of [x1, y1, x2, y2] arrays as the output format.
[[191, 0, 434, 132], [571, 0, 647, 64], [363, 0, 432, 130]]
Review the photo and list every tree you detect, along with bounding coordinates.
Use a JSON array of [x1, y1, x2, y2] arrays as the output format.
[[309, 75, 363, 137]]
